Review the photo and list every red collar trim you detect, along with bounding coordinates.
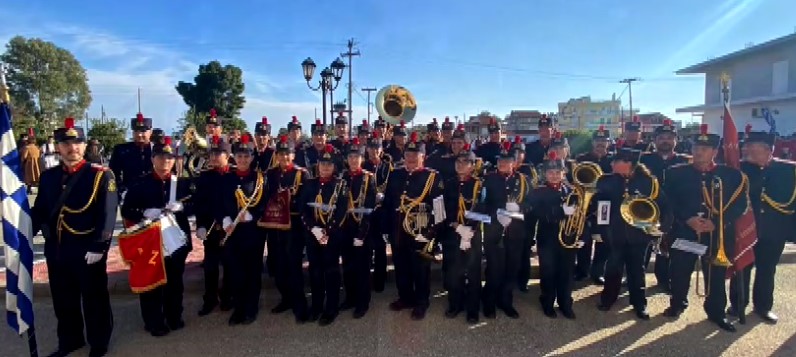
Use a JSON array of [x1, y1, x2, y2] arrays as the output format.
[[152, 172, 171, 181], [546, 182, 562, 190], [281, 164, 295, 172], [236, 169, 250, 177], [216, 165, 230, 174], [319, 176, 333, 184], [63, 160, 87, 174]]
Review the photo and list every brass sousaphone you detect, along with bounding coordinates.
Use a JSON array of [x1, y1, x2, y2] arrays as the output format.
[[375, 85, 417, 125]]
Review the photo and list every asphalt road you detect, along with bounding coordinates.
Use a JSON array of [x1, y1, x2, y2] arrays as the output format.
[[2, 259, 795, 357]]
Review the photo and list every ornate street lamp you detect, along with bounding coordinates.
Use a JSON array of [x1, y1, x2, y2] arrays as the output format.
[[301, 57, 345, 125]]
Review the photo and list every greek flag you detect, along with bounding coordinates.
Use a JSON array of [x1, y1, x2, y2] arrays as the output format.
[[1, 101, 35, 335], [761, 107, 777, 134]]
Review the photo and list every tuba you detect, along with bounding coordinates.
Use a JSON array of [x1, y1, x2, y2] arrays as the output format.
[[180, 126, 209, 177], [375, 85, 417, 125], [620, 192, 664, 239], [559, 162, 602, 248]]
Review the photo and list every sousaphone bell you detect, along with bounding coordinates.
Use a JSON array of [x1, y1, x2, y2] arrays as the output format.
[[375, 85, 417, 125]]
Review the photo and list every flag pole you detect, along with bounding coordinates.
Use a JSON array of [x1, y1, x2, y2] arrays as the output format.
[[1, 62, 39, 357]]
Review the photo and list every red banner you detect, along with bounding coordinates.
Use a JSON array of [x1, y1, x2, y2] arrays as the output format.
[[118, 222, 167, 293], [258, 189, 292, 230]]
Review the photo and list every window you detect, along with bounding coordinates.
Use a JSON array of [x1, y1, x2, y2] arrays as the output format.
[[772, 60, 789, 95]]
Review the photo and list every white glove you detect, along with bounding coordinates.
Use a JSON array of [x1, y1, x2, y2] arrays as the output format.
[[85, 252, 103, 265], [311, 226, 325, 241], [143, 208, 161, 219], [459, 238, 471, 251], [592, 234, 602, 243], [354, 238, 364, 247], [455, 225, 474, 240], [563, 205, 576, 216], [414, 234, 429, 243], [376, 192, 385, 203], [382, 234, 389, 243], [240, 210, 253, 222], [222, 217, 233, 230], [197, 227, 208, 241], [497, 215, 512, 227], [165, 201, 184, 212], [506, 202, 520, 213]]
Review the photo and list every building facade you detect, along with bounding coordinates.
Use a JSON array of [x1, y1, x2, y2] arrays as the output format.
[[676, 33, 796, 135], [464, 111, 502, 140], [503, 110, 545, 141], [557, 95, 623, 133]]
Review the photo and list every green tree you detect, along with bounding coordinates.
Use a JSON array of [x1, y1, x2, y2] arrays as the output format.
[[562, 129, 593, 156], [87, 118, 127, 151], [1, 36, 91, 136], [175, 60, 247, 134], [176, 107, 248, 137]]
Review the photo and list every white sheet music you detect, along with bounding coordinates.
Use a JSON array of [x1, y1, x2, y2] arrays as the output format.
[[169, 175, 178, 203], [597, 201, 610, 225], [671, 239, 708, 256], [432, 195, 446, 224]]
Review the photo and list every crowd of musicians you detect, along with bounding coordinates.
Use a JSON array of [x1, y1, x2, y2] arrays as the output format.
[[27, 109, 795, 357]]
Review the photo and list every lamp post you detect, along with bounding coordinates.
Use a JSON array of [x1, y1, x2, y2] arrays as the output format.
[[302, 57, 345, 126]]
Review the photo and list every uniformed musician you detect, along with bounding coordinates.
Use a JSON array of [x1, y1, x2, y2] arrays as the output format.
[[296, 119, 344, 177], [663, 124, 748, 332], [529, 151, 577, 319], [373, 116, 388, 144], [512, 136, 539, 292], [544, 132, 575, 183], [474, 118, 502, 167], [382, 132, 444, 320], [612, 116, 654, 152], [151, 128, 166, 145], [573, 126, 613, 284], [254, 116, 275, 171], [439, 116, 455, 154], [109, 112, 153, 196], [261, 135, 311, 323], [287, 115, 303, 146], [204, 109, 224, 143], [31, 117, 117, 357], [329, 112, 349, 152], [525, 114, 554, 166], [362, 131, 393, 292], [120, 136, 193, 336], [442, 144, 483, 324], [195, 136, 234, 316], [639, 119, 690, 291], [481, 141, 530, 319], [425, 118, 443, 155], [219, 137, 267, 325], [729, 130, 794, 324], [593, 148, 666, 320], [356, 119, 371, 150], [385, 120, 408, 166]]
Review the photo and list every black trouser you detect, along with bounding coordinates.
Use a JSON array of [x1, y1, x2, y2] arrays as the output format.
[[601, 241, 647, 309], [643, 242, 670, 287], [576, 234, 609, 279], [341, 226, 372, 310], [730, 238, 787, 312], [483, 223, 523, 312], [307, 233, 343, 315], [444, 229, 482, 316], [669, 248, 729, 318], [226, 225, 267, 318], [517, 216, 537, 288], [538, 242, 576, 310], [47, 255, 113, 350], [393, 230, 431, 309], [371, 210, 388, 290], [202, 229, 231, 307], [440, 227, 456, 291], [140, 247, 189, 329], [266, 217, 308, 316]]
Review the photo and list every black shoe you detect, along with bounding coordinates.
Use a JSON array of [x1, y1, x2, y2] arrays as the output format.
[[89, 346, 108, 357], [466, 313, 479, 324], [240, 315, 257, 325], [709, 316, 736, 332], [411, 307, 427, 320], [755, 310, 779, 324], [167, 319, 185, 331], [635, 308, 650, 320], [295, 312, 310, 324], [559, 307, 576, 319], [591, 277, 605, 285], [501, 306, 520, 319], [663, 306, 683, 318], [542, 305, 557, 318], [219, 300, 233, 311], [445, 307, 462, 319], [372, 279, 385, 293], [271, 301, 292, 314], [309, 309, 322, 322], [573, 272, 587, 281], [47, 343, 86, 357], [353, 307, 368, 319], [148, 325, 170, 337], [339, 300, 355, 311], [228, 313, 245, 326], [518, 284, 529, 293], [483, 309, 497, 319], [389, 300, 413, 311], [597, 303, 612, 312], [198, 304, 216, 316], [318, 313, 338, 326]]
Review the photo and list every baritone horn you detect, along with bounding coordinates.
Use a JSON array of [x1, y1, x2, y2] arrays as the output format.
[[559, 162, 603, 249], [180, 126, 209, 177], [375, 85, 417, 125], [620, 192, 663, 237]]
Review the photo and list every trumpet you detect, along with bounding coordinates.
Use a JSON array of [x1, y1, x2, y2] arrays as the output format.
[[559, 162, 602, 248]]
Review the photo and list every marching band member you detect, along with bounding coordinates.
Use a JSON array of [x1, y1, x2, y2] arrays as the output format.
[[357, 119, 371, 149], [525, 114, 554, 166], [120, 136, 194, 336], [529, 151, 577, 319], [296, 119, 344, 177], [261, 135, 311, 323], [300, 144, 350, 325], [573, 126, 613, 284], [373, 116, 387, 142], [196, 136, 234, 316], [442, 144, 484, 324], [204, 109, 224, 143], [363, 131, 393, 292], [430, 124, 469, 180], [663, 124, 748, 332], [32, 118, 117, 357], [254, 116, 275, 171], [481, 141, 530, 319], [545, 132, 575, 183], [109, 113, 153, 196], [593, 148, 666, 320], [382, 132, 444, 320], [640, 119, 690, 291], [287, 115, 303, 147], [439, 116, 455, 155], [219, 136, 267, 325], [425, 118, 443, 155], [512, 136, 540, 292], [729, 130, 795, 324], [330, 113, 349, 151], [613, 116, 654, 152], [339, 138, 377, 318], [474, 118, 503, 167], [385, 120, 408, 165], [151, 128, 166, 145]]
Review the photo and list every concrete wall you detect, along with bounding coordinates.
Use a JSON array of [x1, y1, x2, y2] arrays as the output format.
[[701, 99, 796, 135], [703, 43, 796, 105]]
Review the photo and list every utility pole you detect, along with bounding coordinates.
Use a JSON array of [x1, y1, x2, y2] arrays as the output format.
[[619, 78, 640, 134], [361, 87, 376, 122], [341, 38, 360, 137]]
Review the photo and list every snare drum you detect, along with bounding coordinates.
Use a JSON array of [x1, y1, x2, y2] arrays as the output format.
[[160, 213, 187, 257]]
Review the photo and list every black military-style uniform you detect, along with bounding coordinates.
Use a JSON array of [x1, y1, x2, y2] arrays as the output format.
[[340, 168, 377, 316], [382, 166, 444, 319], [592, 165, 666, 318], [442, 175, 484, 323], [254, 147, 275, 171], [329, 137, 348, 152], [611, 141, 654, 153], [516, 162, 539, 290], [664, 163, 747, 323], [31, 160, 117, 354], [362, 154, 393, 291], [729, 158, 796, 319], [525, 139, 552, 166], [474, 141, 502, 167], [298, 174, 350, 324], [481, 170, 530, 318], [385, 143, 406, 167], [296, 144, 345, 177], [573, 151, 613, 281], [121, 171, 194, 334], [109, 142, 153, 193], [195, 165, 233, 314], [218, 169, 267, 324]]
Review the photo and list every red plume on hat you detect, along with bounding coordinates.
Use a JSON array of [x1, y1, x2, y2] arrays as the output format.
[[502, 141, 511, 152], [262, 116, 269, 125], [400, 120, 406, 128], [514, 135, 521, 144], [598, 125, 605, 131], [548, 151, 557, 160], [373, 131, 381, 139], [209, 109, 217, 118], [163, 136, 173, 146], [324, 144, 334, 154], [64, 117, 75, 128], [456, 124, 464, 131], [291, 116, 298, 123], [463, 143, 471, 151], [490, 118, 496, 125], [352, 137, 360, 146], [362, 119, 368, 126], [663, 119, 672, 126], [615, 139, 625, 147], [136, 113, 144, 124], [241, 134, 251, 144], [279, 135, 288, 143], [700, 123, 708, 134], [410, 131, 418, 143], [315, 119, 322, 125], [745, 123, 752, 134]]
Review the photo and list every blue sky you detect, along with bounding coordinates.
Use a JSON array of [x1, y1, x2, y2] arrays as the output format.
[[1, 0, 793, 134]]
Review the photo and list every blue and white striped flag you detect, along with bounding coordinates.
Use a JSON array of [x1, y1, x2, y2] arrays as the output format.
[[1, 101, 35, 335]]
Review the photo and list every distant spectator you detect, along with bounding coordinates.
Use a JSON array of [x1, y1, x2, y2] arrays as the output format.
[[85, 138, 105, 165], [20, 136, 41, 193], [40, 136, 60, 169]]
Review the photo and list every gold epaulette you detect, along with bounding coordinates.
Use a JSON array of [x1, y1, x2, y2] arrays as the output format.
[[761, 162, 796, 214], [635, 163, 659, 200]]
